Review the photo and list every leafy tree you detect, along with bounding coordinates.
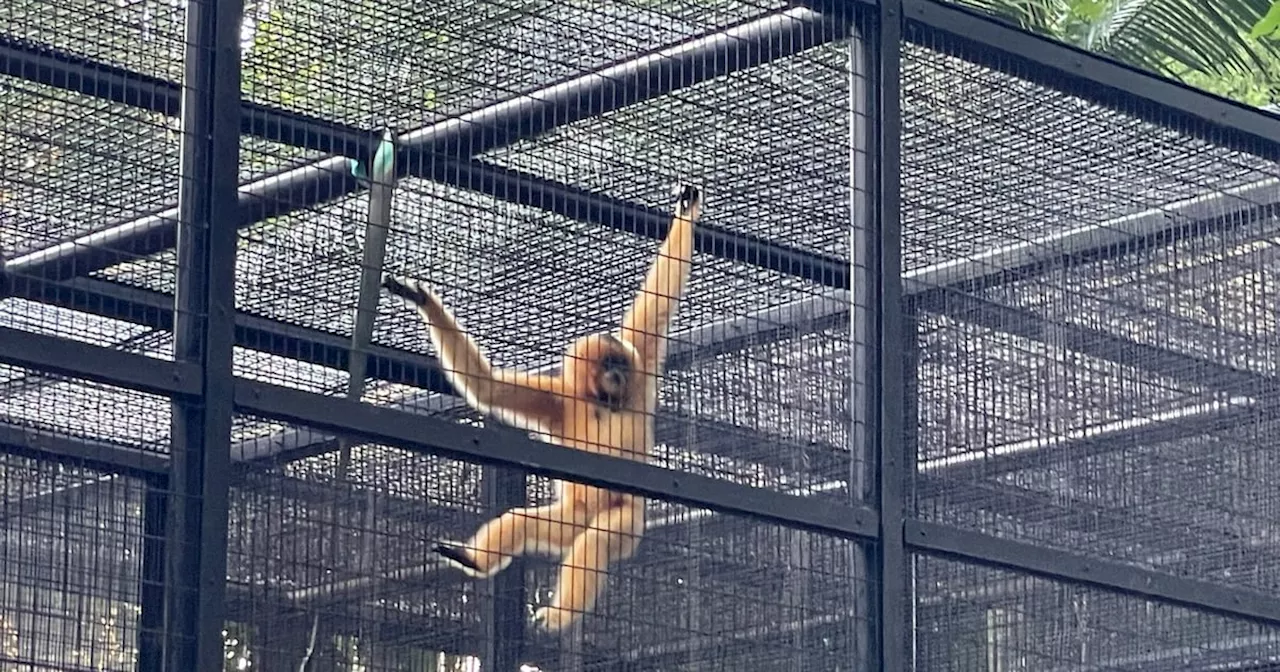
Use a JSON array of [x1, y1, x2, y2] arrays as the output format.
[[950, 0, 1280, 105]]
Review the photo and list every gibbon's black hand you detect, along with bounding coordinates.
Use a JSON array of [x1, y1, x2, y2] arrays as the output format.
[[380, 274, 427, 305], [674, 183, 701, 216]]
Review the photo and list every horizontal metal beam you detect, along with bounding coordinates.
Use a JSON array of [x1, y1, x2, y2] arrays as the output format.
[[4, 6, 847, 283], [619, 611, 850, 664], [0, 325, 201, 397], [232, 377, 880, 542], [903, 178, 1280, 298], [0, 34, 371, 158], [423, 157, 849, 289], [285, 477, 852, 606], [11, 275, 449, 391], [0, 421, 169, 477], [905, 519, 1280, 628], [232, 286, 852, 462], [887, 0, 1280, 163], [917, 395, 1261, 479], [6, 272, 853, 474]]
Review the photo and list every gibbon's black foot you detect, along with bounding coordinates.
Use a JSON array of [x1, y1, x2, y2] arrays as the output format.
[[433, 542, 482, 573], [381, 273, 428, 306], [672, 183, 701, 215]]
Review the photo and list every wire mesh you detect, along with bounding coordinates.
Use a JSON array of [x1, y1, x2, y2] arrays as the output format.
[[912, 554, 1280, 671], [18, 0, 1280, 667], [236, 0, 787, 129], [902, 30, 1280, 600], [0, 74, 327, 365], [0, 74, 178, 260], [212, 171, 859, 488], [0, 439, 153, 671], [0, 364, 171, 453], [483, 36, 853, 259], [90, 131, 356, 300], [2, 0, 186, 83], [228, 413, 874, 672], [49, 1, 871, 494]]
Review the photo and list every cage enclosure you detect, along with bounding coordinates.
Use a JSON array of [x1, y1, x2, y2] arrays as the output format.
[[3, 0, 1280, 670]]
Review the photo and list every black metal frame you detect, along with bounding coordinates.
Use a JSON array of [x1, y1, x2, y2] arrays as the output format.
[[870, 0, 907, 669], [159, 0, 243, 668], [4, 0, 1280, 669]]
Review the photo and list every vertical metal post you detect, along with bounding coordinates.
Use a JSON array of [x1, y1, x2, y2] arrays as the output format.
[[848, 17, 876, 671], [870, 0, 907, 670], [901, 303, 920, 670], [480, 436, 528, 672], [166, 0, 243, 666], [137, 479, 168, 672]]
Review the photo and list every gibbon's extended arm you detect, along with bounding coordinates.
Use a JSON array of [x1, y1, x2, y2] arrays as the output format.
[[619, 185, 702, 378], [382, 275, 564, 434]]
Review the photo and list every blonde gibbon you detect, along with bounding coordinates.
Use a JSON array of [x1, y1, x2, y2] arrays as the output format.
[[380, 184, 703, 633]]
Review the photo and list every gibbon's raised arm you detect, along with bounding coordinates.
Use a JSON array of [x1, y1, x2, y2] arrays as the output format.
[[381, 276, 564, 434], [619, 184, 702, 377]]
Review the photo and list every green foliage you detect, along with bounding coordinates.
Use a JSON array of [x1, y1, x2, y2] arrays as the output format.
[[1251, 0, 1280, 38], [952, 0, 1280, 107], [239, 0, 445, 121], [1070, 0, 1108, 23], [1175, 62, 1277, 106]]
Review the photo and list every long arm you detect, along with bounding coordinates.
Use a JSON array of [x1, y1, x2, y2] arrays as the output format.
[[618, 185, 702, 379], [382, 275, 564, 434]]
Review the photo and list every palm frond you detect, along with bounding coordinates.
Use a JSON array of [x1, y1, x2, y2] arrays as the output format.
[[947, 0, 1280, 105], [1085, 0, 1149, 50], [950, 0, 1070, 34]]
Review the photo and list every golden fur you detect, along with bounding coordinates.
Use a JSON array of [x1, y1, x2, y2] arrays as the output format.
[[381, 185, 702, 632]]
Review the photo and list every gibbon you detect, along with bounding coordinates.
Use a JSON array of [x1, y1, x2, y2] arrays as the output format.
[[381, 184, 703, 633]]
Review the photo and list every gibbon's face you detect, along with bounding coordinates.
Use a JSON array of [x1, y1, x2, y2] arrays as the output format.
[[564, 332, 639, 412]]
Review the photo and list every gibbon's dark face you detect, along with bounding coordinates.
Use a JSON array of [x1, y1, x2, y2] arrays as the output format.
[[594, 350, 631, 406], [566, 332, 637, 412]]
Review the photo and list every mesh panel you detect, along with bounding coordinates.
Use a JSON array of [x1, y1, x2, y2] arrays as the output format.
[[228, 414, 873, 671], [2, 0, 186, 83], [0, 364, 172, 451], [206, 168, 859, 486], [903, 33, 1280, 600], [913, 555, 1280, 671], [88, 10, 865, 492], [0, 75, 178, 259], [484, 37, 853, 258], [237, 0, 785, 128], [898, 41, 1276, 274], [0, 298, 173, 360], [0, 452, 149, 671]]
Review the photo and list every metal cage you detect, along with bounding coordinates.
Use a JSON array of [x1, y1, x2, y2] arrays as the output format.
[[3, 0, 1280, 669]]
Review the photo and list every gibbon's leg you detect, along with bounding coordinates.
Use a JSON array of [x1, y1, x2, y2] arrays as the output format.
[[381, 274, 565, 434], [436, 498, 591, 579], [533, 495, 647, 633], [619, 184, 701, 385]]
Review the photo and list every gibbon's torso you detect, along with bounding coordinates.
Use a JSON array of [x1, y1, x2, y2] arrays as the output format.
[[546, 330, 660, 463]]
